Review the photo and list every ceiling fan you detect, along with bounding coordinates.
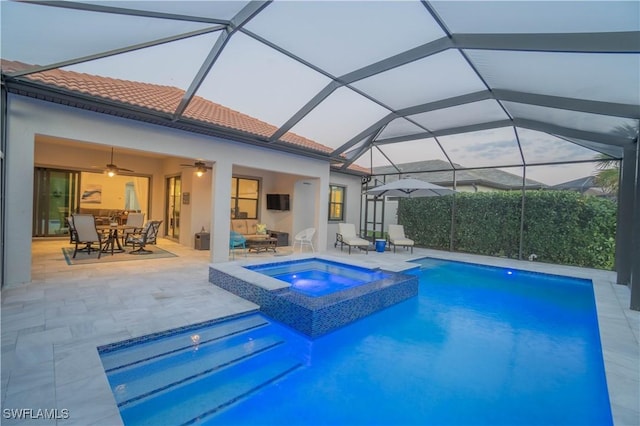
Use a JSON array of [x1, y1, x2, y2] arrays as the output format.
[[181, 161, 212, 177], [105, 148, 133, 177]]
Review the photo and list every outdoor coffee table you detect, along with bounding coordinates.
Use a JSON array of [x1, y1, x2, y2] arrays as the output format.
[[246, 236, 278, 253]]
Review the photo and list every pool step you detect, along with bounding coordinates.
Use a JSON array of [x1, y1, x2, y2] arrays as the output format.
[[119, 347, 302, 425], [101, 313, 308, 425], [100, 314, 270, 372], [109, 330, 286, 406]]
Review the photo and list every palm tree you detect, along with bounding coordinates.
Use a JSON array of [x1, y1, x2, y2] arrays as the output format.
[[593, 154, 620, 195]]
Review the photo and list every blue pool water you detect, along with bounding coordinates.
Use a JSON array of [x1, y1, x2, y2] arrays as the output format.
[[246, 259, 392, 297], [101, 258, 612, 425]]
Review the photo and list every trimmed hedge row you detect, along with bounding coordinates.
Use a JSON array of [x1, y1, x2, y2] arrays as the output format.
[[397, 190, 617, 270]]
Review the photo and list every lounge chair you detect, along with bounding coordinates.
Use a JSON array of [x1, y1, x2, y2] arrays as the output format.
[[388, 224, 414, 253], [335, 223, 369, 254]]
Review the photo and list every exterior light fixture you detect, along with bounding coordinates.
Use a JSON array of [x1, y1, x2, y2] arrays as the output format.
[[195, 162, 209, 177], [180, 160, 212, 177], [104, 148, 133, 177]]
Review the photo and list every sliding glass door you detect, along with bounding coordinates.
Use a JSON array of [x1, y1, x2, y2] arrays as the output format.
[[165, 175, 181, 240], [33, 168, 80, 237]]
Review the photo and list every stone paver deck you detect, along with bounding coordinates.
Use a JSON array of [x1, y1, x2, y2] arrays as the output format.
[[1, 239, 637, 425]]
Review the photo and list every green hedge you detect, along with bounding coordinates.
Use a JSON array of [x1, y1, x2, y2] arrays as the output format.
[[397, 190, 617, 270]]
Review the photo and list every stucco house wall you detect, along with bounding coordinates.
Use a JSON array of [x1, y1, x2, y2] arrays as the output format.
[[5, 95, 361, 287], [327, 173, 363, 250]]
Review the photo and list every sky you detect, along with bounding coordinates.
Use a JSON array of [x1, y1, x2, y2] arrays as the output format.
[[1, 0, 635, 186]]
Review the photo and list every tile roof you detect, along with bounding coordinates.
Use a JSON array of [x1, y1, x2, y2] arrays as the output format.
[[1, 60, 333, 155]]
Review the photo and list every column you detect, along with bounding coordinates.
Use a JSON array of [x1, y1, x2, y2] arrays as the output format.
[[629, 142, 640, 311], [210, 161, 233, 263], [615, 147, 637, 285]]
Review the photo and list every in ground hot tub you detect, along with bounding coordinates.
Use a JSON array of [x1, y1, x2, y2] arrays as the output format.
[[246, 258, 393, 297], [209, 257, 418, 338]]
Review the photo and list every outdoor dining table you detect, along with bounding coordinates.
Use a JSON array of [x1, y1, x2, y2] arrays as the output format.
[[97, 224, 138, 255]]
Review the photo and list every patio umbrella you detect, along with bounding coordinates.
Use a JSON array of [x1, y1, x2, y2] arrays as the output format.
[[366, 177, 456, 198]]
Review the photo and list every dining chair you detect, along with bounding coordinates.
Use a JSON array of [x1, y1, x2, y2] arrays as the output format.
[[66, 216, 77, 245], [293, 227, 316, 252], [121, 212, 145, 246], [126, 220, 162, 254], [71, 214, 110, 258]]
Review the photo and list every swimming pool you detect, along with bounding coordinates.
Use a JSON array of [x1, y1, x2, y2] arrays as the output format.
[[101, 257, 612, 425], [246, 258, 392, 297]]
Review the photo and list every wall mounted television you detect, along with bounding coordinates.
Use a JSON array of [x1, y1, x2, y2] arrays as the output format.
[[266, 194, 290, 211]]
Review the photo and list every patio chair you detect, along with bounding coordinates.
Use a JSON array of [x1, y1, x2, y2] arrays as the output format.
[[293, 227, 316, 253], [66, 216, 78, 245], [121, 212, 145, 246], [71, 213, 110, 259], [126, 220, 162, 254], [388, 224, 414, 253], [230, 231, 247, 259], [335, 223, 369, 254]]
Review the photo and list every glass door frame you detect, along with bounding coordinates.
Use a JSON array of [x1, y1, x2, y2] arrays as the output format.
[[33, 167, 80, 237], [165, 175, 181, 240]]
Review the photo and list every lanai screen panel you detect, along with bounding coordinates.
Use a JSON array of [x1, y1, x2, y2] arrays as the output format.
[[377, 119, 429, 141], [351, 50, 485, 111], [85, 1, 251, 21], [408, 100, 508, 133], [65, 32, 221, 94], [557, 137, 624, 159], [505, 103, 639, 139], [438, 127, 523, 169], [355, 145, 397, 174], [466, 50, 640, 106], [416, 170, 455, 187], [431, 1, 638, 33], [0, 2, 216, 67], [527, 163, 605, 187], [517, 129, 607, 165], [244, 1, 444, 76], [373, 138, 450, 169], [194, 32, 332, 129], [289, 87, 390, 150]]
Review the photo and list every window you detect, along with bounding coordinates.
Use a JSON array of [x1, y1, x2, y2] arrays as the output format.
[[231, 177, 260, 219], [328, 185, 345, 221]]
